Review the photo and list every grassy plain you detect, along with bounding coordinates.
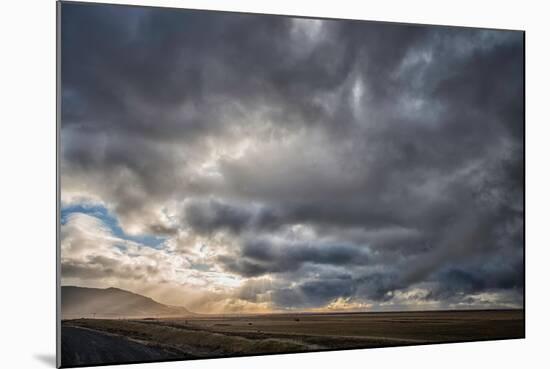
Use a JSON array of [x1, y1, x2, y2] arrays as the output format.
[[61, 310, 524, 367]]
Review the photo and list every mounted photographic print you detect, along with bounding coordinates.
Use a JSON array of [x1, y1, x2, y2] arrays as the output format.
[[57, 1, 525, 367]]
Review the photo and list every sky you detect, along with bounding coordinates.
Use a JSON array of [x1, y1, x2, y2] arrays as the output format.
[[60, 2, 524, 314]]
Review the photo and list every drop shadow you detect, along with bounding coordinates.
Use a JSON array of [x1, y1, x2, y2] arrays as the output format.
[[34, 353, 57, 367]]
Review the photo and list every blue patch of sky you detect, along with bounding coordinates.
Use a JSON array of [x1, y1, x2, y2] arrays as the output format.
[[61, 203, 167, 249]]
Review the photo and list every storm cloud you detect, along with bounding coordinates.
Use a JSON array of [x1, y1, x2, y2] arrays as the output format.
[[60, 2, 524, 312]]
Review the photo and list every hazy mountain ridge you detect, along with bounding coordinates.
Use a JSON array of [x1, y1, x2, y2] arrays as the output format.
[[61, 286, 193, 319]]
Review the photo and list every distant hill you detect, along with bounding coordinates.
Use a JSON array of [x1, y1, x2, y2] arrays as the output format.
[[61, 286, 194, 319]]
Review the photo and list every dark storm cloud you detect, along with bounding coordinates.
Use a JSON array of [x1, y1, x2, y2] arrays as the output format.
[[259, 272, 403, 309], [273, 277, 357, 308], [61, 2, 524, 309], [219, 237, 371, 277], [183, 199, 282, 235]]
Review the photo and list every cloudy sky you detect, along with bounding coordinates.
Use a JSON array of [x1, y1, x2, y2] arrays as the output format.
[[60, 2, 524, 313]]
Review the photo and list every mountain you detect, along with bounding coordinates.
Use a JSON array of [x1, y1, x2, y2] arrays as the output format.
[[61, 286, 194, 319]]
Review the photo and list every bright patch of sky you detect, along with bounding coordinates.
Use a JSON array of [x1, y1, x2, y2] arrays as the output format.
[[61, 203, 167, 249]]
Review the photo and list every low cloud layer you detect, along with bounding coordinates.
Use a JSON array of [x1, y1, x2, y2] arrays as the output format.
[[60, 3, 524, 313]]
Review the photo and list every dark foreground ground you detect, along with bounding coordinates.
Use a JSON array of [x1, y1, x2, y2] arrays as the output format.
[[61, 309, 524, 367]]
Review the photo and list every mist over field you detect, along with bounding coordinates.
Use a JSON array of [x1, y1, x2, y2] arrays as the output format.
[[60, 3, 524, 314]]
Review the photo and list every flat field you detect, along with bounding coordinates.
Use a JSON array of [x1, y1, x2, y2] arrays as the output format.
[[61, 309, 524, 367]]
